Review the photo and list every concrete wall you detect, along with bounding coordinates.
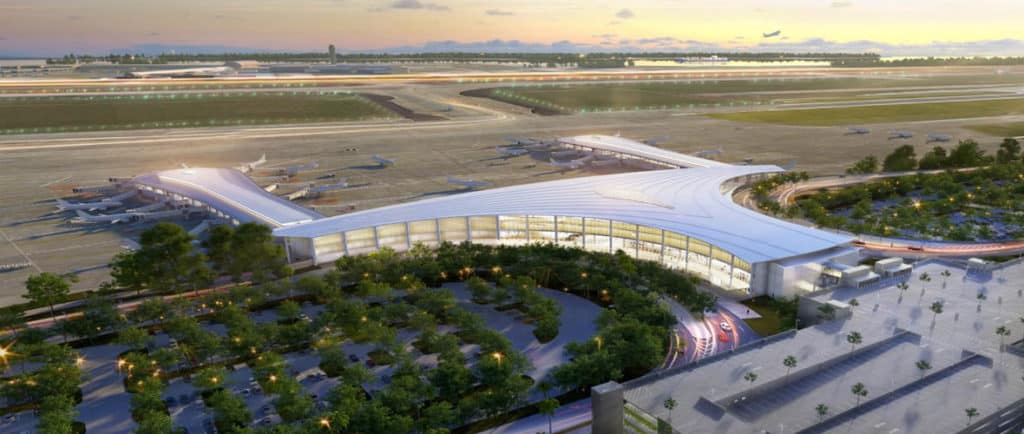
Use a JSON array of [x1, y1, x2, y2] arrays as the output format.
[[592, 381, 625, 434]]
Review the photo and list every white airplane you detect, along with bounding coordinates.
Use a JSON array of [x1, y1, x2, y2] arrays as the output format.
[[236, 154, 267, 174], [55, 198, 123, 212], [73, 208, 188, 224], [763, 30, 781, 38], [308, 180, 350, 193], [495, 147, 529, 158], [372, 155, 396, 167], [550, 155, 593, 170], [888, 131, 914, 140], [926, 134, 952, 143], [447, 176, 490, 190], [126, 201, 169, 213], [278, 162, 319, 176], [846, 127, 871, 135]]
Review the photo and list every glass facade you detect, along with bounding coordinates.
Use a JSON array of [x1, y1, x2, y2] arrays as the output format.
[[310, 214, 753, 292]]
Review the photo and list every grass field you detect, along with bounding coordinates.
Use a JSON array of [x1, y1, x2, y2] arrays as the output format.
[[967, 121, 1024, 137], [482, 74, 1024, 113], [709, 98, 1024, 126], [0, 93, 395, 134]]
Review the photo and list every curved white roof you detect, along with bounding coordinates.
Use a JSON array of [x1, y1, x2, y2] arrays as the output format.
[[273, 166, 852, 263], [559, 135, 731, 168], [133, 168, 322, 227]]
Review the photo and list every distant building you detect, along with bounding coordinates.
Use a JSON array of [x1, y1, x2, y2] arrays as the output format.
[[328, 44, 336, 64]]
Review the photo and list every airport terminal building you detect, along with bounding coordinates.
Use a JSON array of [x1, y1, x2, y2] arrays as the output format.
[[272, 152, 856, 297], [121, 136, 857, 297]]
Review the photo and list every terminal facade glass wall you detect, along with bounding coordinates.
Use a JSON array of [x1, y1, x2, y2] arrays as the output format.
[[309, 215, 753, 293]]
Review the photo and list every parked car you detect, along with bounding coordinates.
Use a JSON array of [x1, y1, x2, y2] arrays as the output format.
[[720, 321, 732, 332]]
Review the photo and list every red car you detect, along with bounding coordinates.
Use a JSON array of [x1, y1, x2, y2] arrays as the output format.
[[718, 331, 730, 343]]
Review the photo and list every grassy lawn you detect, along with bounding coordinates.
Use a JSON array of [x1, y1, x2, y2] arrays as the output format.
[[967, 121, 1024, 137], [0, 93, 395, 134], [709, 98, 1024, 126], [740, 296, 796, 336], [481, 74, 1024, 113]]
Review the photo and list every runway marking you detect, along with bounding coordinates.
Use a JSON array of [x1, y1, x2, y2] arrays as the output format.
[[0, 228, 42, 273]]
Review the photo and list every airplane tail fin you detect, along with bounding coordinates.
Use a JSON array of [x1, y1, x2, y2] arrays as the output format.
[[74, 209, 90, 219]]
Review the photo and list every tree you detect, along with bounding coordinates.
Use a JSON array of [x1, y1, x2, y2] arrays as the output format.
[[537, 398, 559, 434], [110, 250, 148, 296], [135, 411, 181, 434], [846, 331, 863, 352], [783, 355, 798, 376], [965, 407, 979, 426], [995, 325, 1011, 350], [466, 276, 492, 303], [37, 394, 77, 434], [663, 397, 677, 426], [815, 403, 829, 422], [744, 371, 758, 383], [917, 146, 948, 170], [996, 138, 1021, 164], [208, 389, 252, 432], [277, 300, 302, 322], [817, 303, 836, 321], [851, 382, 868, 406], [226, 222, 290, 283], [847, 156, 879, 175], [882, 145, 917, 172], [940, 269, 952, 288], [0, 306, 26, 333], [929, 301, 944, 321], [136, 222, 204, 294], [116, 326, 152, 351], [203, 224, 235, 273], [915, 360, 931, 378], [193, 366, 229, 392], [24, 272, 74, 324], [946, 140, 989, 168]]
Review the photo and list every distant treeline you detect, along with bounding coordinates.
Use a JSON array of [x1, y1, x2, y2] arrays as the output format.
[[832, 56, 1024, 68], [47, 51, 881, 67]]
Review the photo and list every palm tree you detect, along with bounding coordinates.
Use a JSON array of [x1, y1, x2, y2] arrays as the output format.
[[995, 326, 1011, 350], [851, 382, 868, 406], [817, 303, 836, 321], [915, 360, 931, 379], [965, 407, 979, 426], [918, 272, 931, 300], [846, 331, 863, 352], [929, 301, 944, 322], [538, 398, 558, 434], [896, 282, 909, 302], [815, 403, 829, 422], [663, 397, 677, 425], [848, 298, 860, 307], [940, 269, 951, 288], [783, 355, 798, 377], [744, 371, 758, 383]]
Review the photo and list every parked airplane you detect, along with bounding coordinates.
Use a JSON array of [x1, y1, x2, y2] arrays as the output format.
[[846, 127, 871, 135], [447, 176, 490, 190], [888, 131, 914, 140], [550, 155, 594, 170], [504, 137, 538, 146], [73, 208, 190, 224], [55, 198, 123, 212], [236, 154, 267, 174], [926, 134, 952, 143], [126, 201, 170, 213], [495, 147, 530, 158], [308, 180, 350, 193], [763, 30, 781, 38], [372, 155, 396, 167], [278, 162, 319, 176]]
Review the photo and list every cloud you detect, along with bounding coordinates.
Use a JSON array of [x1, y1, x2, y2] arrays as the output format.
[[831, 1, 853, 7], [615, 8, 634, 19], [390, 0, 448, 11], [485, 9, 514, 16], [368, 37, 1024, 57]]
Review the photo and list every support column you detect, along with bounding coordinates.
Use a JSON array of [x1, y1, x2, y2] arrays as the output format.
[[608, 220, 613, 253], [660, 231, 666, 264], [525, 215, 531, 244], [434, 218, 442, 244], [591, 381, 624, 434], [684, 237, 690, 271], [373, 226, 380, 249], [729, 255, 736, 288], [465, 216, 471, 241], [554, 216, 559, 244], [342, 232, 349, 256], [582, 218, 587, 250], [405, 222, 412, 250]]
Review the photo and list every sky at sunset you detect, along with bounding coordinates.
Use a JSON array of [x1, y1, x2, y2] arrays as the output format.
[[1, 0, 1023, 56]]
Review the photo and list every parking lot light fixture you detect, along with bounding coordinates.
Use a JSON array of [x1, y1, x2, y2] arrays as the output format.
[[319, 418, 331, 429], [269, 375, 277, 383], [594, 336, 603, 351], [492, 352, 503, 366]]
